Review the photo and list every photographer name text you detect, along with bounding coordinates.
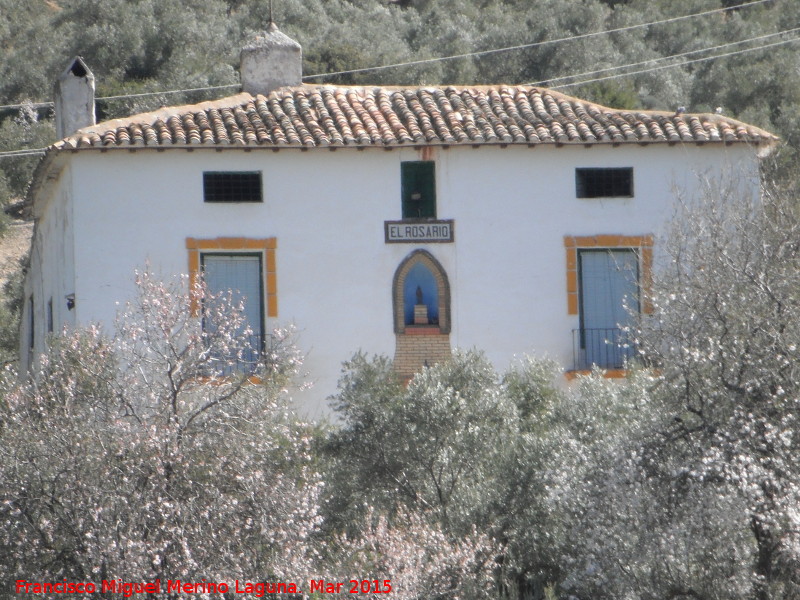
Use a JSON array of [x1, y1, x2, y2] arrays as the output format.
[[16, 578, 393, 596]]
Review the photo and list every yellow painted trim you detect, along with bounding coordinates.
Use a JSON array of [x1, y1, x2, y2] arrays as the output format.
[[267, 295, 278, 319], [564, 368, 628, 381], [566, 268, 578, 293], [565, 247, 577, 270], [185, 237, 277, 251], [563, 234, 654, 316], [187, 248, 200, 312], [567, 293, 579, 316], [186, 237, 277, 317]]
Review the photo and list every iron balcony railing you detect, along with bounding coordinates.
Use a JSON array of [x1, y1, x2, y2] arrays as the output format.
[[572, 327, 637, 371], [208, 333, 265, 376]]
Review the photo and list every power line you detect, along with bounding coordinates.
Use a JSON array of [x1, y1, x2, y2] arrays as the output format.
[[1, 33, 793, 161], [0, 149, 47, 159], [0, 101, 53, 112], [0, 83, 241, 113], [0, 0, 774, 110], [0, 0, 788, 160], [526, 26, 800, 87], [98, 83, 240, 102], [302, 0, 774, 80], [545, 34, 800, 90]]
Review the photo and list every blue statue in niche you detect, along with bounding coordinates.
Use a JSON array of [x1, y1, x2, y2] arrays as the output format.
[[404, 262, 438, 325]]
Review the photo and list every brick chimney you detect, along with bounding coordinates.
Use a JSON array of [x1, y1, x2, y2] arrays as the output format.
[[240, 22, 302, 96], [54, 56, 96, 139]]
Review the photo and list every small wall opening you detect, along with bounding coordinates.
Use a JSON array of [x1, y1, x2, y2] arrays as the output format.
[[392, 249, 450, 334], [403, 262, 439, 325], [70, 59, 88, 78]]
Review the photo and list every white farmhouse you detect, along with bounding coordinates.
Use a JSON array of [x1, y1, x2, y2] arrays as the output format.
[[22, 26, 777, 415]]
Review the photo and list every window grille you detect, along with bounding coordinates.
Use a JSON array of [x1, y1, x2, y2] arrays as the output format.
[[203, 172, 263, 203], [575, 168, 633, 198]]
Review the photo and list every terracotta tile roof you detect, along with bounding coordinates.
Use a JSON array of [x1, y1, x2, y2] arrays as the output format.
[[56, 84, 777, 151]]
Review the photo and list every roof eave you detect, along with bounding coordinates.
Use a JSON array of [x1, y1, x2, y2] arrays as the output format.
[[38, 137, 779, 153], [24, 147, 70, 220]]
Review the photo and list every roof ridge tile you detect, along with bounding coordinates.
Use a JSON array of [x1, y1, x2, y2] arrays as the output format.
[[52, 84, 776, 151]]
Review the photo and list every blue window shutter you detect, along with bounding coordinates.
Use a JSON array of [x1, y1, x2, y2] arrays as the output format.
[[578, 249, 639, 367], [201, 254, 264, 341]]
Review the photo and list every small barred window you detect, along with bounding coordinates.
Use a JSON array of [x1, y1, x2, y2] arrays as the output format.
[[575, 168, 633, 198], [203, 172, 263, 203]]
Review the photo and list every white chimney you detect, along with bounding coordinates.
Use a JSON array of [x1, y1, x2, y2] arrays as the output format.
[[54, 56, 96, 139], [240, 22, 302, 96]]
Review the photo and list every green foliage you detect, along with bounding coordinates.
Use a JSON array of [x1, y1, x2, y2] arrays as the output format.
[[1, 0, 799, 195], [0, 105, 55, 203], [502, 355, 561, 428], [0, 259, 24, 366], [325, 350, 566, 597], [577, 80, 641, 109], [327, 350, 517, 531]]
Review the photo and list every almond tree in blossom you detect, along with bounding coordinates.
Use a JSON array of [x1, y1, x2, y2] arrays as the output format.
[[553, 179, 800, 600], [324, 508, 497, 600], [0, 271, 322, 588]]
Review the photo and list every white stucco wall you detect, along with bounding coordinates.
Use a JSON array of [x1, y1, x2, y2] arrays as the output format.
[[22, 164, 76, 366], [26, 141, 760, 416]]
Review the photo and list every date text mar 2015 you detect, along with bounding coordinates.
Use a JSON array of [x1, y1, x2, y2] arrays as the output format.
[[311, 579, 393, 594]]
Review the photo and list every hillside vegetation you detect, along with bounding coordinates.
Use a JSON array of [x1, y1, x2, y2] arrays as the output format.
[[1, 0, 799, 204]]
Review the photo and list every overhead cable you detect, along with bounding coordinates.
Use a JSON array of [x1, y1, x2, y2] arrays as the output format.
[[526, 26, 800, 87], [0, 83, 240, 113], [303, 0, 774, 79], [546, 34, 800, 90], [0, 0, 774, 109]]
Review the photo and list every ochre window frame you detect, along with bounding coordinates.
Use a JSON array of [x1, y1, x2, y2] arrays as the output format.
[[564, 235, 653, 380], [564, 235, 653, 317], [186, 237, 277, 318]]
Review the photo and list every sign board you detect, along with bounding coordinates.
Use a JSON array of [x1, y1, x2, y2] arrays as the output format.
[[384, 220, 455, 243]]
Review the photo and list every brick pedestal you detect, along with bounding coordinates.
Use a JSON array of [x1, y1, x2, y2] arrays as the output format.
[[393, 329, 451, 381]]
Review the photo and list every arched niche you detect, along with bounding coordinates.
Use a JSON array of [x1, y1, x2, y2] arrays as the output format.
[[403, 262, 439, 325], [392, 250, 451, 334]]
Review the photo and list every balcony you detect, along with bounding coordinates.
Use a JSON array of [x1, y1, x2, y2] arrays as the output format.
[[572, 327, 637, 371], [207, 333, 265, 376]]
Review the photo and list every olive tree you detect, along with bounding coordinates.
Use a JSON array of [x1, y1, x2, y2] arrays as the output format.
[[324, 351, 572, 598], [326, 350, 519, 535]]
